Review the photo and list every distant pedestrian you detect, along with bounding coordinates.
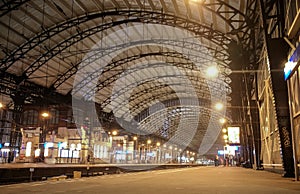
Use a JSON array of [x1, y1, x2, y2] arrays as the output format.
[[87, 154, 91, 163], [3, 151, 7, 163], [225, 156, 229, 166], [229, 155, 233, 166], [214, 155, 219, 166]]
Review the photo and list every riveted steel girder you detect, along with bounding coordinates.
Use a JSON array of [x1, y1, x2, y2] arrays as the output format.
[[258, 0, 294, 177]]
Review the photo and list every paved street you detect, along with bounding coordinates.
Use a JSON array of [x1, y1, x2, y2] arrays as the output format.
[[1, 166, 300, 194]]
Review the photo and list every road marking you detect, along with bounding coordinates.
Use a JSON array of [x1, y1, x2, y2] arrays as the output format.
[[0, 184, 19, 188], [31, 183, 43, 186], [155, 168, 189, 174]]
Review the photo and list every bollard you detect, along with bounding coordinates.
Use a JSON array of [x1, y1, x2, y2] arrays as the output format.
[[73, 171, 81, 178], [29, 168, 34, 182]]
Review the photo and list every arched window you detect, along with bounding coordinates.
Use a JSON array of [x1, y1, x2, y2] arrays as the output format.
[[23, 110, 38, 125], [72, 107, 84, 124], [49, 109, 59, 124], [67, 109, 75, 124]]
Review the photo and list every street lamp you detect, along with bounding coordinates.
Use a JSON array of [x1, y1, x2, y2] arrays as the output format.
[[41, 112, 49, 118], [206, 66, 219, 78], [219, 118, 226, 124], [215, 103, 224, 110], [112, 130, 118, 136]]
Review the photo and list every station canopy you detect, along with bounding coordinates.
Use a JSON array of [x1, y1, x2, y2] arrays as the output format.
[[0, 0, 253, 155]]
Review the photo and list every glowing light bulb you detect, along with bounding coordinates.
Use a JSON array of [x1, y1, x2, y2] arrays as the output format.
[[206, 66, 219, 78]]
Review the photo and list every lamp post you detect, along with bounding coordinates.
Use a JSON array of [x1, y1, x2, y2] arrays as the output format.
[[109, 130, 118, 163], [0, 102, 3, 146], [156, 142, 160, 163], [146, 139, 151, 163], [133, 136, 138, 163], [169, 146, 173, 163], [40, 111, 49, 162], [86, 117, 91, 159]]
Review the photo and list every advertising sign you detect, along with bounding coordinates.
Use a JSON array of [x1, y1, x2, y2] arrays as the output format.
[[227, 126, 240, 144]]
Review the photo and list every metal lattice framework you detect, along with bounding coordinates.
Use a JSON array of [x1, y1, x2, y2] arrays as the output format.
[[53, 41, 230, 91], [1, 10, 231, 75], [0, 0, 258, 154], [0, 0, 29, 18]]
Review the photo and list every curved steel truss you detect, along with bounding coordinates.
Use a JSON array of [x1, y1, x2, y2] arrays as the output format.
[[1, 10, 231, 75], [56, 42, 230, 92], [0, 0, 255, 154]]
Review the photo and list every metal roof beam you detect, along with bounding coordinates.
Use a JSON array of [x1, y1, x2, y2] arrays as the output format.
[[0, 0, 29, 18], [1, 10, 231, 75], [0, 71, 71, 105]]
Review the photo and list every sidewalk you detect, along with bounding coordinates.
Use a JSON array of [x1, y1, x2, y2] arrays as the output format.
[[1, 166, 300, 194]]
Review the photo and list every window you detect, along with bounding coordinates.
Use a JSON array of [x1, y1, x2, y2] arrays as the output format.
[[23, 110, 38, 125], [285, 0, 300, 34], [49, 109, 59, 124]]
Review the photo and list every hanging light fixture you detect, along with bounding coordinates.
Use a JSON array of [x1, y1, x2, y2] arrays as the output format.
[[41, 112, 49, 118]]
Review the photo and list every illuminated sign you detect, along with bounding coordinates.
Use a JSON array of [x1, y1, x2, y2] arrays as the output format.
[[44, 142, 54, 148], [284, 61, 297, 80], [70, 143, 76, 150], [77, 143, 81, 150], [227, 126, 240, 144], [218, 150, 224, 155], [73, 150, 80, 158], [224, 146, 239, 156], [35, 149, 40, 157], [25, 142, 32, 157], [285, 43, 300, 80]]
